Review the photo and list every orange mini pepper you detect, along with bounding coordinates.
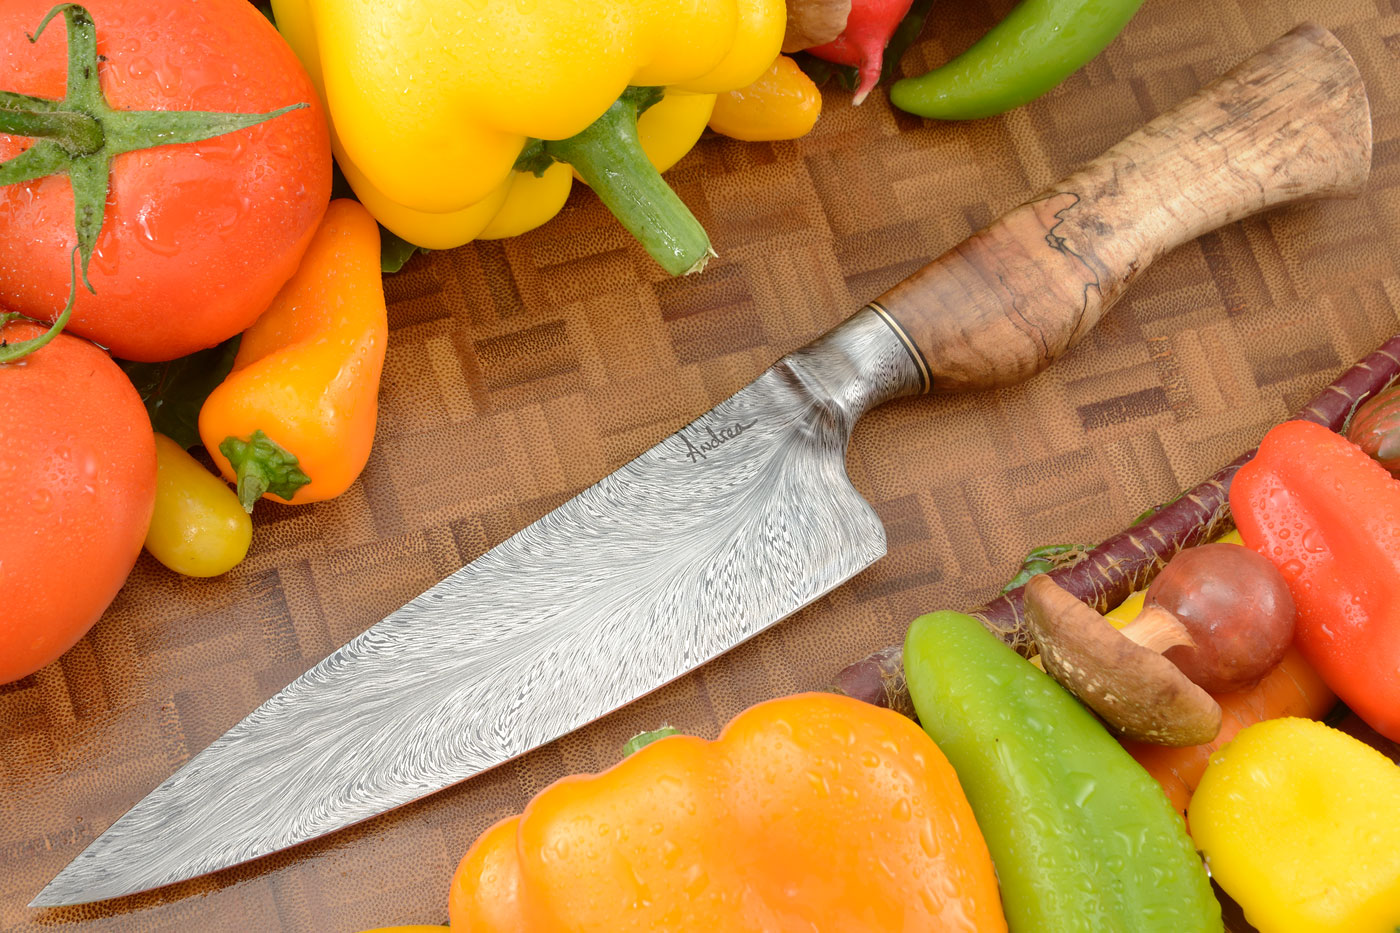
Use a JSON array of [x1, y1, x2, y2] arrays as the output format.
[[709, 55, 823, 142], [448, 692, 1006, 932], [199, 199, 386, 510]]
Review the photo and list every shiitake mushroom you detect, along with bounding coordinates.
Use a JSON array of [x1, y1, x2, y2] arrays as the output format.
[[1026, 543, 1296, 746]]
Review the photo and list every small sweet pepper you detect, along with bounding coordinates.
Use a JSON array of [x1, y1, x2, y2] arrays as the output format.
[[1190, 717, 1400, 933], [199, 199, 386, 510], [269, 0, 783, 274], [447, 693, 1007, 932], [1230, 419, 1400, 741], [709, 55, 823, 142]]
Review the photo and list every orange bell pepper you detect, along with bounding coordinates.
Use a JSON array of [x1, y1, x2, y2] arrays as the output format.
[[199, 199, 386, 511], [448, 692, 1006, 932]]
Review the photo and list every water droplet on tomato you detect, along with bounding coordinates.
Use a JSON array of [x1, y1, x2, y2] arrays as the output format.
[[30, 488, 53, 513], [134, 198, 182, 258]]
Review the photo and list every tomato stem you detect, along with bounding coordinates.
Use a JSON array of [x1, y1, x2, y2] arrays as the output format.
[[0, 250, 80, 364], [218, 430, 310, 513], [0, 105, 103, 154]]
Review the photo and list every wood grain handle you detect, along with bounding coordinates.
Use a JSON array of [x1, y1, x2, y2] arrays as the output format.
[[873, 23, 1371, 394]]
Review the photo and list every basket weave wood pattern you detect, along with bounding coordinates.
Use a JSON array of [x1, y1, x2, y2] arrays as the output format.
[[4, 0, 1398, 929]]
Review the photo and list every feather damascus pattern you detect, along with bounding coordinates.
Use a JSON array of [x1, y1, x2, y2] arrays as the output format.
[[34, 309, 925, 906]]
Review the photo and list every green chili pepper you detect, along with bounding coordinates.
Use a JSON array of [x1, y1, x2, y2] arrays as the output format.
[[889, 0, 1145, 121], [903, 610, 1221, 931]]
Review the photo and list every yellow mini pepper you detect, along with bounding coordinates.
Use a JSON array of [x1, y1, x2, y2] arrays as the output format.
[[199, 199, 387, 511], [144, 434, 253, 576], [269, 0, 783, 274], [1190, 717, 1400, 933]]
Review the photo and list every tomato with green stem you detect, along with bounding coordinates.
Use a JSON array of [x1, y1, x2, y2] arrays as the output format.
[[0, 0, 331, 362]]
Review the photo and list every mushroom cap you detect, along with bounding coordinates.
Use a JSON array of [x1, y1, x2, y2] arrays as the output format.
[[1025, 575, 1222, 747]]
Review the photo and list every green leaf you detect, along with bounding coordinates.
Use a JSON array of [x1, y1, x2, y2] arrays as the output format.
[[380, 225, 422, 273], [998, 543, 1090, 594], [118, 337, 240, 449], [328, 161, 357, 201], [880, 0, 938, 85], [793, 53, 859, 92]]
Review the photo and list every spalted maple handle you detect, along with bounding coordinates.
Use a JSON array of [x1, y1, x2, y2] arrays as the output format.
[[872, 23, 1371, 393]]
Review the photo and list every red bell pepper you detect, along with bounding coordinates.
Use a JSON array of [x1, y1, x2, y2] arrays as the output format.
[[1230, 419, 1400, 741]]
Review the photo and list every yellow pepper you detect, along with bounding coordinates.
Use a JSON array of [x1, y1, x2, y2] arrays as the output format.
[[199, 199, 386, 511], [709, 55, 823, 142], [269, 0, 782, 274], [1189, 717, 1400, 933], [144, 434, 253, 577]]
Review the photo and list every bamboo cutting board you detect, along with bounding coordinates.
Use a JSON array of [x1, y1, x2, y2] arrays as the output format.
[[4, 0, 1400, 929]]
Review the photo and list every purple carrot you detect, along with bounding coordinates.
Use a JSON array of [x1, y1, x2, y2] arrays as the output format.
[[830, 335, 1400, 711]]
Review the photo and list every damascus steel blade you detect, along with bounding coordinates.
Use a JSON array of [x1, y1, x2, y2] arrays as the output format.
[[33, 308, 925, 906]]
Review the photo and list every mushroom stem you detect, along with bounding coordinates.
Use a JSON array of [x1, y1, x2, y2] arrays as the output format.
[[1121, 605, 1195, 654]]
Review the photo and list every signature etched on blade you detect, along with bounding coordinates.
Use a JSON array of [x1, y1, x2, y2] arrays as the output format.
[[33, 309, 924, 907]]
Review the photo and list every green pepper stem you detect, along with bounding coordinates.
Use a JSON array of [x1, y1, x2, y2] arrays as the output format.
[[219, 430, 311, 513], [545, 87, 714, 276], [0, 106, 103, 154], [622, 725, 680, 756]]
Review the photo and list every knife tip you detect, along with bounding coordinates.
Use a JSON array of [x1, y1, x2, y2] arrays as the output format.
[[29, 862, 119, 908]]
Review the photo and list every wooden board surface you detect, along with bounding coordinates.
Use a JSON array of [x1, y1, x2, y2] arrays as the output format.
[[4, 0, 1400, 929]]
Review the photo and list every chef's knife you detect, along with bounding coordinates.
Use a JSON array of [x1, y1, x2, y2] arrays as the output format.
[[33, 23, 1370, 907]]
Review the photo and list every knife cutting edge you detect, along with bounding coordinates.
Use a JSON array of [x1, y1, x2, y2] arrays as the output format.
[[32, 22, 1371, 907]]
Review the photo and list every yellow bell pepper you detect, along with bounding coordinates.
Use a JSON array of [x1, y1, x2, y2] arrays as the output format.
[[269, 0, 781, 274], [1189, 717, 1400, 933]]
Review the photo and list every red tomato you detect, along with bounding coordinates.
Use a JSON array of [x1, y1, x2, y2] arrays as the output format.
[[0, 321, 157, 684], [0, 0, 332, 362]]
